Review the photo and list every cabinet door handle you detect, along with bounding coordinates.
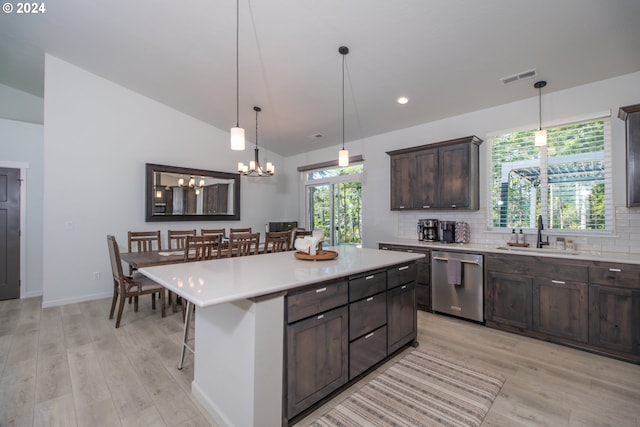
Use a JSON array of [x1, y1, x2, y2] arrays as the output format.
[[399, 266, 409, 271], [365, 275, 375, 280], [401, 285, 407, 289], [315, 287, 327, 293], [609, 268, 621, 272], [317, 314, 324, 320], [451, 204, 457, 208], [399, 206, 405, 209], [551, 280, 566, 285], [365, 332, 375, 339], [366, 297, 374, 302], [422, 205, 430, 209]]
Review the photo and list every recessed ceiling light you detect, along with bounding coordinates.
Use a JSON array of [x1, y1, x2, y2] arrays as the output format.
[[397, 97, 409, 105]]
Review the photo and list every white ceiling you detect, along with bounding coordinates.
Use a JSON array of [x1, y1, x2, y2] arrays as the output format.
[[1, 0, 639, 157]]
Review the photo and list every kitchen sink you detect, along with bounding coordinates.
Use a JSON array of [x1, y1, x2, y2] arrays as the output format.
[[495, 246, 580, 255]]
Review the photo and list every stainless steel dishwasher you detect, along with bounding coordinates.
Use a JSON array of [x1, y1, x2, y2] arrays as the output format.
[[431, 251, 484, 322]]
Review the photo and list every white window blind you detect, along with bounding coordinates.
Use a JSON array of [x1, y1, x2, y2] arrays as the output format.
[[489, 116, 611, 231]]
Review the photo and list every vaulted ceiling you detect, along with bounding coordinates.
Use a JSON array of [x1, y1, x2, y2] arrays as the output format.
[[1, 0, 639, 156]]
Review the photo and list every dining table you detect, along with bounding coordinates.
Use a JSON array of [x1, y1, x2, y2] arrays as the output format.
[[120, 249, 187, 269]]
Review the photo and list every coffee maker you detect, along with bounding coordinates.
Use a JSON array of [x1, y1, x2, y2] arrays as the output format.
[[418, 219, 439, 242], [438, 221, 456, 243]]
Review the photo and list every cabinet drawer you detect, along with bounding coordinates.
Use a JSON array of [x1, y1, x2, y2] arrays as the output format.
[[349, 325, 387, 379], [387, 262, 417, 289], [349, 293, 386, 340], [287, 279, 348, 323], [589, 265, 640, 289], [349, 269, 387, 301]]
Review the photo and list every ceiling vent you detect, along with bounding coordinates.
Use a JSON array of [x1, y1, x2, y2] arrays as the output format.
[[500, 69, 537, 85], [308, 133, 324, 139]]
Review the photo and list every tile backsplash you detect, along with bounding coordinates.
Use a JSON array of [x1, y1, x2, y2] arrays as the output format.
[[397, 206, 640, 254]]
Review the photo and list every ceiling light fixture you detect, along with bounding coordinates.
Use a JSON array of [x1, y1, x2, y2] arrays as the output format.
[[397, 96, 409, 105], [534, 80, 547, 147], [230, 0, 245, 150], [338, 46, 350, 167], [238, 106, 274, 176]]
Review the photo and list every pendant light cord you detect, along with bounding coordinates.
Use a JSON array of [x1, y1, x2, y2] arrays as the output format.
[[235, 0, 240, 127], [342, 53, 345, 150], [538, 85, 542, 131]]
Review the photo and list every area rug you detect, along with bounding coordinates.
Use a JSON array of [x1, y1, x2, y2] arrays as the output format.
[[310, 349, 505, 427]]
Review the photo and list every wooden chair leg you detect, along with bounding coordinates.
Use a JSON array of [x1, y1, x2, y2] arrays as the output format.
[[134, 295, 139, 312], [109, 289, 118, 319], [152, 293, 156, 310], [160, 289, 166, 318], [115, 293, 127, 328]]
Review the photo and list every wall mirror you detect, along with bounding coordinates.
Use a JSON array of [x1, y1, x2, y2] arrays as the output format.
[[145, 163, 240, 221]]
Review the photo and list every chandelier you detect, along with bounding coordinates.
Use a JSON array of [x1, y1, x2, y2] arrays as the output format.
[[178, 176, 206, 194], [238, 106, 275, 176]]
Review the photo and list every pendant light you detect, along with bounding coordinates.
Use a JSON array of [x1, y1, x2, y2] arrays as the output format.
[[534, 80, 547, 147], [230, 0, 245, 150], [338, 46, 350, 167], [238, 106, 275, 176]]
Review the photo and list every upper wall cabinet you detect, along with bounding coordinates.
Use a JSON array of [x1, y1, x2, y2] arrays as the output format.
[[387, 136, 482, 211], [619, 104, 640, 207]]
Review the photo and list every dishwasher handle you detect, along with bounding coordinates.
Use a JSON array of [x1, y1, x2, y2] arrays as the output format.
[[433, 256, 480, 266]]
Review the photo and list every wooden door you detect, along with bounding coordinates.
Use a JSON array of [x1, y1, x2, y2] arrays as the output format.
[[414, 149, 438, 208], [439, 142, 470, 208], [387, 282, 417, 354], [286, 305, 348, 418], [390, 154, 414, 209], [589, 285, 640, 355], [533, 278, 589, 343], [0, 168, 20, 300], [486, 271, 533, 329]]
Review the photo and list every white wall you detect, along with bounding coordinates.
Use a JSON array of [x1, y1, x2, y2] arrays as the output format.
[[0, 118, 44, 297], [42, 55, 290, 307], [285, 71, 640, 254], [0, 83, 43, 124]]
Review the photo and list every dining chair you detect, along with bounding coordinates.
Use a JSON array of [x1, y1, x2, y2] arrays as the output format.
[[128, 230, 162, 253], [201, 228, 225, 237], [185, 234, 222, 262], [168, 229, 197, 250], [229, 227, 252, 234], [264, 230, 292, 253], [178, 234, 223, 369], [107, 235, 166, 328], [227, 232, 260, 257]]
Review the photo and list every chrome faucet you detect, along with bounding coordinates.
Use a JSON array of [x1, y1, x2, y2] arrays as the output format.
[[537, 215, 549, 249]]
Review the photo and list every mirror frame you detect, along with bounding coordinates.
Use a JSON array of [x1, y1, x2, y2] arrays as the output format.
[[145, 163, 241, 222]]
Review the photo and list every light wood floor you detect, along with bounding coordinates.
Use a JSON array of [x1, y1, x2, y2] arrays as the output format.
[[1, 296, 639, 426]]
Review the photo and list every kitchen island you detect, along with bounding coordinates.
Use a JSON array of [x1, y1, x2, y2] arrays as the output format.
[[139, 246, 425, 427]]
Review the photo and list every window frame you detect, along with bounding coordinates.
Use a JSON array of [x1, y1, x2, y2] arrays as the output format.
[[487, 112, 613, 234]]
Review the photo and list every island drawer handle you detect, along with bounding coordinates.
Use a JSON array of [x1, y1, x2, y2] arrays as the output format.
[[365, 275, 375, 280], [317, 314, 324, 320], [315, 287, 327, 293], [551, 280, 566, 284], [422, 205, 431, 209], [365, 332, 375, 339], [366, 297, 374, 302], [609, 268, 621, 272], [399, 266, 409, 271], [401, 285, 407, 289]]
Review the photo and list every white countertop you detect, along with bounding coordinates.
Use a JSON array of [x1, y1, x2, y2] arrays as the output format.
[[379, 238, 640, 265], [139, 246, 425, 308]]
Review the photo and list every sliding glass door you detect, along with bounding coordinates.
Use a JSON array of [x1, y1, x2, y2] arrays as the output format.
[[305, 164, 363, 246]]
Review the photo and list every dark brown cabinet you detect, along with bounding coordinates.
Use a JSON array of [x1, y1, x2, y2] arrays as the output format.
[[486, 270, 533, 330], [387, 282, 416, 354], [589, 263, 640, 358], [618, 104, 640, 207], [387, 263, 417, 354], [285, 263, 419, 420], [379, 244, 431, 311], [285, 280, 349, 418], [286, 305, 349, 418], [485, 253, 639, 363], [387, 135, 482, 210], [533, 278, 589, 343]]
